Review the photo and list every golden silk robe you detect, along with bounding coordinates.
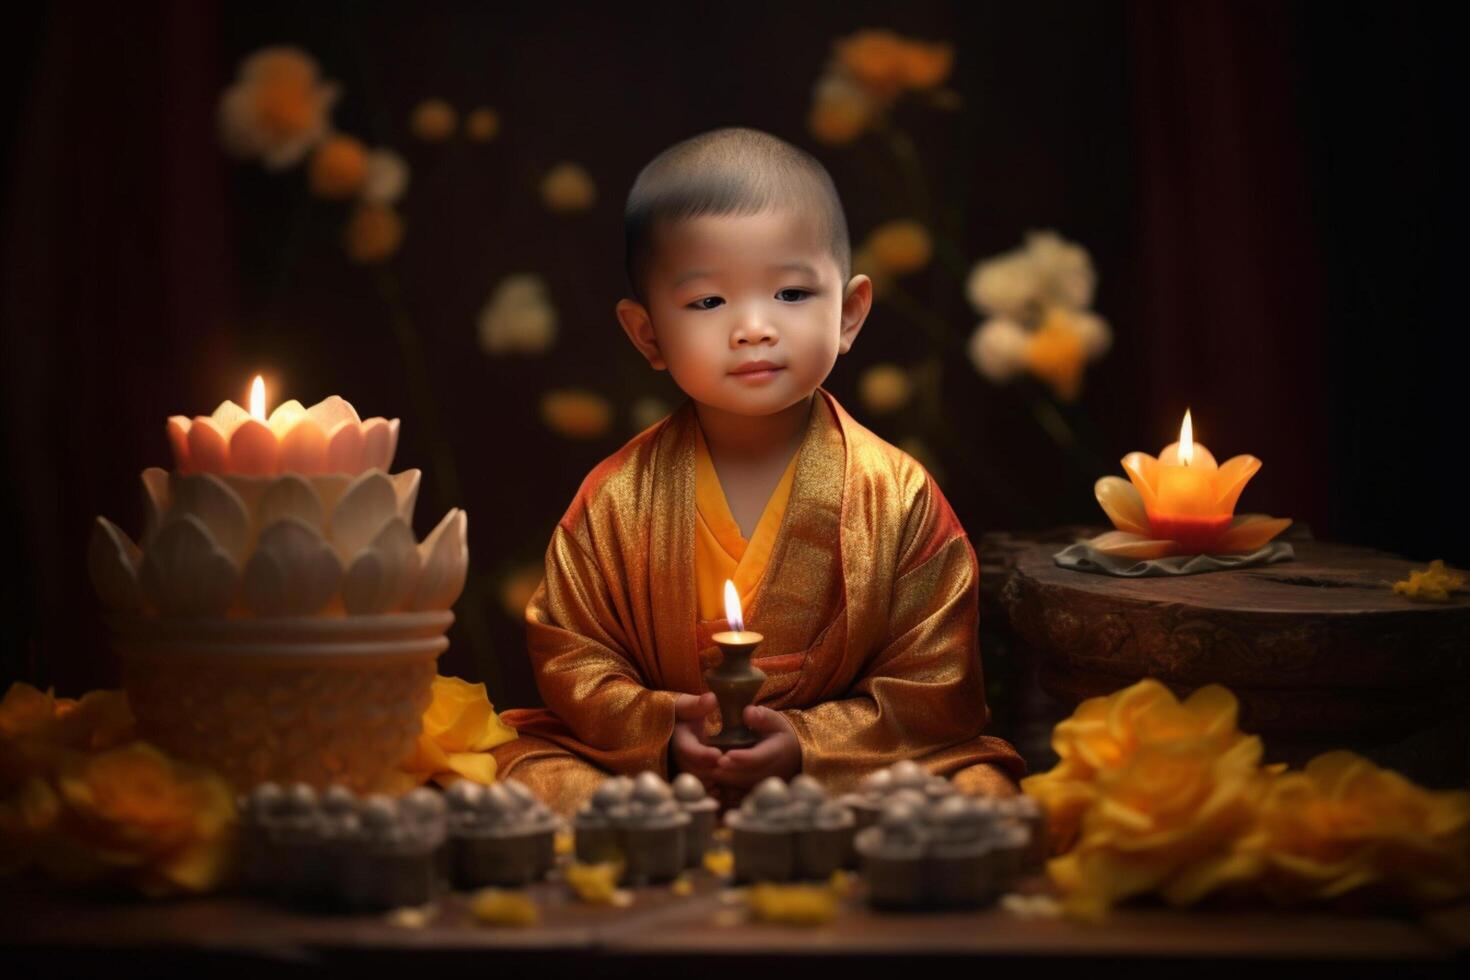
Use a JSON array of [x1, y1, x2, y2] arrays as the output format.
[[493, 387, 1024, 814]]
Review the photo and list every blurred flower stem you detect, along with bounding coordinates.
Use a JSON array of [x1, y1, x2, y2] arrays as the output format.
[[374, 267, 502, 698]]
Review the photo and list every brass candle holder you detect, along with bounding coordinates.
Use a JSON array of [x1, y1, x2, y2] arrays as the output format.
[[705, 628, 767, 749]]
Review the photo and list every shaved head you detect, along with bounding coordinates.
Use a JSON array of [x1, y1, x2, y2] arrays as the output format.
[[624, 127, 851, 302]]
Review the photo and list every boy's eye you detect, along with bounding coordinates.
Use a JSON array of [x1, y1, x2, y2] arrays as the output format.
[[776, 288, 812, 302], [687, 296, 724, 311]]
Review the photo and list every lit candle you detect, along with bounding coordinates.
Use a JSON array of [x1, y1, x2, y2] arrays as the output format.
[[1092, 409, 1292, 557], [165, 376, 400, 477], [706, 579, 765, 749]]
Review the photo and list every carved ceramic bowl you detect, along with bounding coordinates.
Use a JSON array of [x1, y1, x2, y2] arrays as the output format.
[[108, 611, 451, 794]]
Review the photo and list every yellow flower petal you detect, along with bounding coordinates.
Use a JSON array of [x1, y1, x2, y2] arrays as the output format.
[[444, 751, 498, 785], [1094, 477, 1151, 536], [1213, 515, 1291, 554], [1213, 455, 1261, 514], [1120, 452, 1160, 512], [1088, 530, 1179, 559], [471, 888, 541, 926]]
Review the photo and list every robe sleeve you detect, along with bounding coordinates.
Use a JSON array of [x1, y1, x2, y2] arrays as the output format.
[[781, 474, 1024, 789], [513, 521, 681, 776]]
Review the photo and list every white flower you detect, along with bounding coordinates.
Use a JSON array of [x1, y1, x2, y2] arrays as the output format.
[[967, 318, 1029, 382], [1024, 230, 1096, 310], [1068, 309, 1113, 358], [361, 148, 410, 205], [965, 230, 1097, 320], [477, 274, 557, 355]]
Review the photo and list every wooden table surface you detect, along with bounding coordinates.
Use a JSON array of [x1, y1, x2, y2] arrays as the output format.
[[3, 872, 1466, 974]]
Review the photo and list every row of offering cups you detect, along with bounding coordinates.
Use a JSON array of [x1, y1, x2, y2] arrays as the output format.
[[238, 778, 560, 909]]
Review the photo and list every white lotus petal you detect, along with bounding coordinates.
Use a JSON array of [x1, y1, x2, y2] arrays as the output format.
[[325, 421, 364, 474], [329, 470, 398, 562], [257, 474, 325, 532], [306, 395, 362, 432], [140, 515, 239, 617], [361, 419, 392, 472], [266, 399, 307, 437], [243, 518, 342, 616], [89, 516, 143, 614], [384, 419, 401, 471], [311, 474, 353, 516], [140, 467, 170, 543], [343, 518, 419, 614], [169, 473, 251, 564], [391, 469, 422, 524], [411, 508, 468, 610]]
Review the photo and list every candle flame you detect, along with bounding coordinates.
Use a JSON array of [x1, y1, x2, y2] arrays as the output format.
[[723, 580, 744, 633], [1179, 409, 1194, 466], [249, 376, 267, 421]]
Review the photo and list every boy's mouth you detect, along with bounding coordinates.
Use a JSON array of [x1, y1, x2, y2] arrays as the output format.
[[730, 360, 784, 377]]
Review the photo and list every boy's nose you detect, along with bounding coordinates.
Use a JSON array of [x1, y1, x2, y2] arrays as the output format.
[[731, 309, 777, 346]]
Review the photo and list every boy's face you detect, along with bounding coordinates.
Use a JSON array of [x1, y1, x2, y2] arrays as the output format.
[[617, 209, 870, 419]]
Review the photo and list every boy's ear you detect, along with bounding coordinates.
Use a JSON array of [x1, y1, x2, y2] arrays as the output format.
[[616, 298, 666, 371], [838, 275, 873, 355]]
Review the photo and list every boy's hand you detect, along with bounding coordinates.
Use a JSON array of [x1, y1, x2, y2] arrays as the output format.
[[711, 705, 802, 790], [670, 692, 720, 784]]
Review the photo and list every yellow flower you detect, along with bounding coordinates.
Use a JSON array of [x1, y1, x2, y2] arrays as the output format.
[[471, 888, 541, 926], [400, 675, 518, 789], [465, 107, 501, 142], [1392, 559, 1465, 603], [1245, 751, 1470, 905], [40, 742, 237, 897], [541, 163, 596, 213], [217, 47, 340, 170], [566, 860, 625, 903], [1022, 680, 1249, 854], [308, 133, 368, 199], [541, 389, 613, 440], [863, 220, 932, 276], [808, 70, 877, 146], [702, 848, 734, 878], [746, 881, 840, 925], [499, 564, 544, 621], [410, 98, 457, 142], [0, 682, 63, 738], [857, 363, 914, 415], [343, 203, 405, 264]]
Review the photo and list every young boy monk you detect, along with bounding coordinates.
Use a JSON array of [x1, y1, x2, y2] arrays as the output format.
[[491, 127, 1023, 815]]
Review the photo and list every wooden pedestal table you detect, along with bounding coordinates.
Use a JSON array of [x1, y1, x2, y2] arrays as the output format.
[[1002, 540, 1470, 785]]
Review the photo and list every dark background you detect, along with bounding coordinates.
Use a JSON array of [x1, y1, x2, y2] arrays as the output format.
[[2, 1, 1465, 711]]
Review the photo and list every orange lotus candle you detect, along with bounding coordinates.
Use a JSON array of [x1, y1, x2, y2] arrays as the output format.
[[1091, 410, 1291, 558]]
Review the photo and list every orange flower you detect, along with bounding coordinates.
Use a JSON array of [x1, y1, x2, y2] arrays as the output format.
[[400, 676, 518, 788], [411, 98, 458, 141], [465, 107, 501, 142], [217, 46, 339, 170], [34, 743, 236, 897], [862, 220, 932, 276], [541, 389, 613, 439], [1022, 308, 1089, 401], [541, 163, 596, 213], [343, 203, 405, 264], [308, 133, 369, 199], [834, 30, 953, 104], [857, 363, 913, 415]]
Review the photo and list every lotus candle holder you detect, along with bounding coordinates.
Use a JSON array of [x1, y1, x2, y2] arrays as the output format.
[[90, 386, 469, 794], [1091, 411, 1291, 558]]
